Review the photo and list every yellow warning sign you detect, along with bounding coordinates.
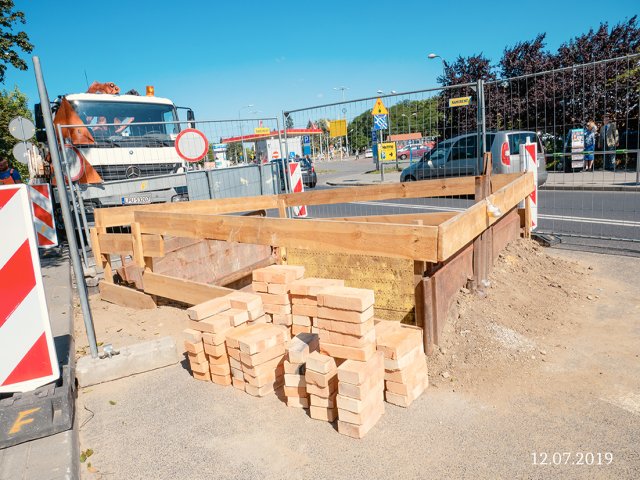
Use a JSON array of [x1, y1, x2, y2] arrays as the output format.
[[448, 96, 472, 107], [329, 119, 347, 137], [378, 142, 397, 161], [371, 98, 389, 115], [254, 127, 270, 135]]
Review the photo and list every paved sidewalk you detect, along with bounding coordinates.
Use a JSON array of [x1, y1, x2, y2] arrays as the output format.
[[0, 249, 79, 480], [325, 165, 640, 191]]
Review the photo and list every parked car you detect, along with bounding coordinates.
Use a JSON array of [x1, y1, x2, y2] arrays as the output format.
[[364, 148, 373, 158], [400, 131, 548, 186], [397, 144, 431, 160], [299, 158, 317, 188]]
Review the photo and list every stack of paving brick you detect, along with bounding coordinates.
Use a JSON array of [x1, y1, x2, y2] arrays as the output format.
[[335, 351, 385, 438], [289, 278, 345, 335], [283, 333, 319, 408], [184, 296, 235, 384], [227, 323, 288, 397], [305, 351, 339, 422], [252, 265, 305, 330], [375, 320, 428, 407], [316, 286, 377, 362], [185, 291, 265, 386], [183, 328, 210, 382]]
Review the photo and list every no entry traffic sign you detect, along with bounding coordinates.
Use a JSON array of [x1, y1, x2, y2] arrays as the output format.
[[175, 128, 209, 163]]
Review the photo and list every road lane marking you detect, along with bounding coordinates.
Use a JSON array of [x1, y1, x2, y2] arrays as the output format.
[[352, 201, 640, 228]]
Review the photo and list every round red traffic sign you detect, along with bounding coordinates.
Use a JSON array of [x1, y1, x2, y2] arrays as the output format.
[[175, 128, 209, 163], [272, 150, 280, 159]]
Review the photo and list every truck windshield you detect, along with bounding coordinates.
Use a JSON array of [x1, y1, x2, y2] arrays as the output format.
[[70, 100, 178, 139]]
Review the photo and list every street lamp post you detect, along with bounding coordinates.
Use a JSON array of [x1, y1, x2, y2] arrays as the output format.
[[334, 86, 349, 157], [238, 104, 254, 163]]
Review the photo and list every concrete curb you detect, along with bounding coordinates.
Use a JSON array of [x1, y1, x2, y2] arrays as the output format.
[[76, 336, 180, 388]]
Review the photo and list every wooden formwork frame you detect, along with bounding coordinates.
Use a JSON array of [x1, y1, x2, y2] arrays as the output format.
[[90, 171, 535, 354]]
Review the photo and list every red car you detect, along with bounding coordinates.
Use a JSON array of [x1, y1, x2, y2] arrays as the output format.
[[397, 144, 431, 160]]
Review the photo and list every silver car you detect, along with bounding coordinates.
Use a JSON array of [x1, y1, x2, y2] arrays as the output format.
[[400, 131, 548, 186]]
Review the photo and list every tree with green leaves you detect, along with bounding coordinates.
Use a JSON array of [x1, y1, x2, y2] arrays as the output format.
[[0, 86, 32, 178], [0, 0, 33, 84]]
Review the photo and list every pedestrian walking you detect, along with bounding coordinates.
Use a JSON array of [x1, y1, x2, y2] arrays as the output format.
[[0, 157, 23, 185], [599, 114, 619, 171], [583, 120, 597, 171]]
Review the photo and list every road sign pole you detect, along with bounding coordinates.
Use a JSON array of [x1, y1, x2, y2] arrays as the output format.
[[380, 129, 385, 182], [33, 56, 98, 358]]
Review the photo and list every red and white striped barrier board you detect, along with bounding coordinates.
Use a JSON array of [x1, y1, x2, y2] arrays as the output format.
[[288, 162, 307, 218], [519, 140, 538, 230], [29, 183, 59, 249], [0, 185, 59, 393]]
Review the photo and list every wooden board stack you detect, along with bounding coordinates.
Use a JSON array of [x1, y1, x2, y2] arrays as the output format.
[[284, 333, 319, 408], [229, 323, 289, 397], [375, 321, 428, 407], [252, 265, 305, 329], [305, 351, 339, 422], [316, 286, 377, 362], [336, 351, 385, 438], [289, 278, 345, 335]]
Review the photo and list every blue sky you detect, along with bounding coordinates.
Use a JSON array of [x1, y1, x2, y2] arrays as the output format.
[[3, 0, 638, 120]]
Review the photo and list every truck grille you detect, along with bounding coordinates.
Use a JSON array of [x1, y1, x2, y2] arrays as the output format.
[[93, 163, 181, 182]]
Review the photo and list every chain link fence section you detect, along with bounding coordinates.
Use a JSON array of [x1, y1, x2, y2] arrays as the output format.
[[282, 84, 481, 219], [484, 54, 640, 244]]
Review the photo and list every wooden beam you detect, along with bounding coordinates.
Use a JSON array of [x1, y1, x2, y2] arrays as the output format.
[[133, 212, 440, 262], [94, 195, 281, 228], [130, 222, 145, 268], [324, 211, 457, 226], [141, 234, 164, 257], [89, 227, 104, 274], [98, 233, 133, 255], [437, 171, 534, 262], [281, 175, 478, 207], [142, 271, 233, 306], [99, 281, 156, 309], [216, 256, 276, 287], [95, 174, 520, 228], [97, 227, 113, 282]]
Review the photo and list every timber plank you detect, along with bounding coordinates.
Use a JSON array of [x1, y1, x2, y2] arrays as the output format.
[[437, 172, 534, 261], [324, 212, 456, 226], [99, 281, 156, 309], [134, 213, 439, 262], [99, 233, 133, 255], [141, 234, 164, 257], [94, 174, 519, 229], [143, 271, 233, 306]]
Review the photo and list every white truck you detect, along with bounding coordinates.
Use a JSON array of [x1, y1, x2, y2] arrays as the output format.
[[34, 87, 195, 209]]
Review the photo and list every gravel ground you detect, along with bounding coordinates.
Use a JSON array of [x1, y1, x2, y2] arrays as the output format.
[[77, 247, 640, 480]]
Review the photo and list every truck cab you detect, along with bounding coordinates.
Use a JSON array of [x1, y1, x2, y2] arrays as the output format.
[[35, 91, 194, 208]]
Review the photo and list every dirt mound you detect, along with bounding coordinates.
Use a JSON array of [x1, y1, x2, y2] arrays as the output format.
[[428, 238, 598, 394]]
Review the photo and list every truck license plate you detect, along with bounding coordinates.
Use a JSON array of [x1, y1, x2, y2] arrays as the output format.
[[122, 195, 151, 205]]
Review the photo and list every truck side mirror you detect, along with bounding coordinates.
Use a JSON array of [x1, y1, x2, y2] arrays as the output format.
[[187, 109, 195, 129]]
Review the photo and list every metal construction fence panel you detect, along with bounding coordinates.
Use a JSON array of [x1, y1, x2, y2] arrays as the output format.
[[282, 83, 483, 219], [484, 54, 640, 244], [186, 163, 280, 201]]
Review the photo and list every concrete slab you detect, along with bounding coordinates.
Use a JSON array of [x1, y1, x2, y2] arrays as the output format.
[[0, 429, 78, 480], [76, 336, 180, 387]]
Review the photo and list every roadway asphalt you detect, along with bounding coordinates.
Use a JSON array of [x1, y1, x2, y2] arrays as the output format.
[[311, 159, 640, 256]]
